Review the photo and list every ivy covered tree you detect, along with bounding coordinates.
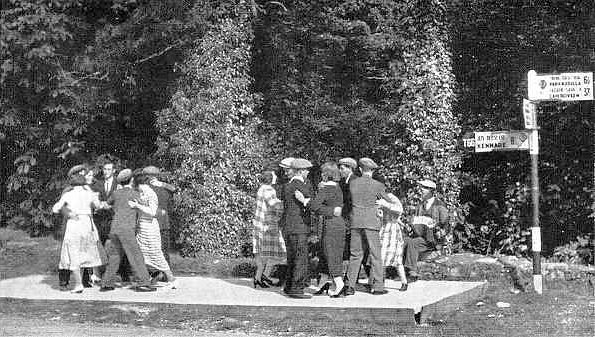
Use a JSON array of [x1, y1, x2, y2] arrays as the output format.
[[156, 0, 271, 256]]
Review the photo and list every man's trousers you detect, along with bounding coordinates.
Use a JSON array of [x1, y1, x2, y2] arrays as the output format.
[[346, 228, 384, 291]]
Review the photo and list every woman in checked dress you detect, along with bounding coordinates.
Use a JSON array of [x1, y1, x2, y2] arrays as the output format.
[[130, 173, 177, 288], [252, 170, 286, 288], [377, 193, 409, 291]]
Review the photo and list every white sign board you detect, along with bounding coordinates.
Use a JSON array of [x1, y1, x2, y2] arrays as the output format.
[[523, 99, 537, 129], [527, 70, 593, 101], [474, 131, 530, 152]]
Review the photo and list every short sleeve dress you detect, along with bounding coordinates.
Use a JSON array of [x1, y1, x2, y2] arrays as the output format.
[[379, 195, 405, 267], [252, 184, 286, 262], [52, 186, 106, 271], [135, 184, 172, 273]]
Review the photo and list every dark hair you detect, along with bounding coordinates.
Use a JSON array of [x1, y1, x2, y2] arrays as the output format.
[[69, 175, 86, 186], [119, 177, 132, 186], [259, 171, 275, 185], [320, 162, 341, 182], [133, 173, 150, 187]]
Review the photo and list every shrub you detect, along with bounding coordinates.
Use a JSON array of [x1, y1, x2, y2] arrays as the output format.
[[156, 7, 271, 257]]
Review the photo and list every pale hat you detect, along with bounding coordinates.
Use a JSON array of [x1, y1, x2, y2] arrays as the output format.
[[67, 164, 86, 177], [142, 166, 160, 175], [290, 158, 313, 169], [417, 179, 437, 189], [279, 157, 295, 169], [116, 169, 132, 183], [358, 157, 378, 170], [338, 157, 357, 169]]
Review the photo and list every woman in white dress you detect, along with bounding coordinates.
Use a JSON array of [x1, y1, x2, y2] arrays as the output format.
[[130, 173, 176, 288], [52, 175, 106, 293]]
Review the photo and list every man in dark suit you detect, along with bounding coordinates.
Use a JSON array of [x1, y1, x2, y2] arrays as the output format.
[[281, 158, 314, 299], [345, 158, 391, 295], [100, 169, 156, 292], [338, 157, 357, 265], [403, 179, 449, 281], [92, 161, 117, 245]]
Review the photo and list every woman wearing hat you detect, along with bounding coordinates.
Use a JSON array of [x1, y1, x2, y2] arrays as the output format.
[[376, 194, 409, 291], [252, 170, 286, 288], [130, 173, 177, 288], [295, 162, 346, 297], [52, 175, 106, 293]]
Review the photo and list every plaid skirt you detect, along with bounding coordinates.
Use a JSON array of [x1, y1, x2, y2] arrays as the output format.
[[253, 220, 287, 261], [379, 220, 404, 267]]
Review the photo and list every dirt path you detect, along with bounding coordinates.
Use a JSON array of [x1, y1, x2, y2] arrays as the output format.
[[0, 315, 278, 337]]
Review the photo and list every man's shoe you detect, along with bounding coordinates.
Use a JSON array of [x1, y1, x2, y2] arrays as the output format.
[[99, 286, 115, 292], [59, 285, 69, 292], [286, 293, 312, 299], [344, 287, 355, 296], [399, 283, 408, 292], [135, 285, 157, 292], [370, 289, 388, 295]]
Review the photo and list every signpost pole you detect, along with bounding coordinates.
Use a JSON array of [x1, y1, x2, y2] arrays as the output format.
[[529, 128, 542, 294]]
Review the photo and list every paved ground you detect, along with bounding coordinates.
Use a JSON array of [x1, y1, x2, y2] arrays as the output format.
[[0, 275, 485, 319]]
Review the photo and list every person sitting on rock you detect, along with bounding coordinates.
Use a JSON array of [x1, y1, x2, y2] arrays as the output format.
[[403, 179, 449, 282]]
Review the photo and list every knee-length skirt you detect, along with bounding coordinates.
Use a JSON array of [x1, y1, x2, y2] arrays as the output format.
[[59, 216, 106, 270], [253, 220, 287, 262], [380, 220, 405, 267]]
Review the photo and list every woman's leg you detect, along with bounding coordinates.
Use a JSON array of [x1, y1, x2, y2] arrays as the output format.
[[254, 254, 264, 281], [71, 268, 84, 293]]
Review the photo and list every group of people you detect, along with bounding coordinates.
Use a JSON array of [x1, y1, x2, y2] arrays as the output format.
[[252, 157, 449, 299], [52, 161, 177, 293]]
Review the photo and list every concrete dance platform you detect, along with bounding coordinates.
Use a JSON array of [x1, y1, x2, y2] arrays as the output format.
[[0, 275, 487, 324]]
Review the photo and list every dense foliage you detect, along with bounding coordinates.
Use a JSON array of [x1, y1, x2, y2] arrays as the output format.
[[450, 0, 594, 256], [155, 1, 271, 256], [1, 0, 593, 259], [253, 0, 460, 218]]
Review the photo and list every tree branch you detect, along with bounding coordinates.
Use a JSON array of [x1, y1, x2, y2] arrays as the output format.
[[134, 40, 186, 65]]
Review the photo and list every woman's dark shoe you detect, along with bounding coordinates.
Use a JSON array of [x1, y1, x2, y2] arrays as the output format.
[[253, 278, 270, 289], [313, 282, 331, 295], [344, 286, 355, 296], [261, 275, 278, 287], [399, 283, 408, 292]]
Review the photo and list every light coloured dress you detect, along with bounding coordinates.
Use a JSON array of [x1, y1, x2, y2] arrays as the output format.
[[52, 186, 105, 271], [135, 184, 172, 273], [252, 184, 286, 261], [378, 194, 405, 267]]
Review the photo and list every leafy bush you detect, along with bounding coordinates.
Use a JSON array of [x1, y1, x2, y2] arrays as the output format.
[[156, 6, 271, 257], [551, 235, 593, 265]]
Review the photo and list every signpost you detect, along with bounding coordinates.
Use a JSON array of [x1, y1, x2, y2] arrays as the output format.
[[474, 130, 530, 153], [462, 70, 592, 294], [527, 70, 593, 101], [523, 99, 537, 129]]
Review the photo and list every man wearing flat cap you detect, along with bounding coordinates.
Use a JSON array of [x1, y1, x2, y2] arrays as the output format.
[[142, 165, 177, 265], [338, 157, 357, 265], [281, 158, 314, 299], [100, 169, 155, 292], [403, 179, 449, 281], [345, 158, 392, 295]]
